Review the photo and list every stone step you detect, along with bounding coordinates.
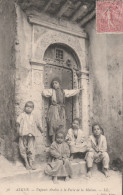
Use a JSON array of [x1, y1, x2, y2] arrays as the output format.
[[71, 159, 87, 178], [1, 166, 48, 183], [1, 159, 88, 183]]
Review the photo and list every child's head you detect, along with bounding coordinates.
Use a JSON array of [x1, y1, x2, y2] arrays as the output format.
[[72, 118, 80, 130], [24, 101, 34, 114], [51, 78, 61, 89], [56, 131, 65, 144], [92, 123, 103, 137]]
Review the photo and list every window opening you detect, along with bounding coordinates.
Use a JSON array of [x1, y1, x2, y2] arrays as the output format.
[[56, 49, 64, 60]]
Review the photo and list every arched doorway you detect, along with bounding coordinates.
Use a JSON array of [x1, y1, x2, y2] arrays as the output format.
[[43, 43, 82, 144]]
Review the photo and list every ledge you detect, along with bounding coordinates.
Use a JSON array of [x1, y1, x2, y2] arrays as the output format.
[[28, 16, 87, 39], [81, 70, 89, 75], [30, 59, 47, 71], [30, 59, 46, 65]]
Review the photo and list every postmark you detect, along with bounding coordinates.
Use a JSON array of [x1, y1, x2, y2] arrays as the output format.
[[96, 1, 123, 33]]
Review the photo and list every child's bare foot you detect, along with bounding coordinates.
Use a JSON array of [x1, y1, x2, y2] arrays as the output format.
[[103, 168, 109, 178], [87, 167, 92, 178], [25, 163, 31, 170], [87, 171, 92, 178], [29, 161, 36, 170], [30, 164, 36, 170], [65, 176, 70, 181], [70, 155, 73, 161], [53, 176, 59, 184]]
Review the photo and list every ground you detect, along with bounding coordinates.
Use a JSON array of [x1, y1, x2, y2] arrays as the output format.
[[0, 156, 122, 195]]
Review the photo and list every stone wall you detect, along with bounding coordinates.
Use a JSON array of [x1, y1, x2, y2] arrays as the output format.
[[85, 19, 123, 161], [0, 0, 16, 160]]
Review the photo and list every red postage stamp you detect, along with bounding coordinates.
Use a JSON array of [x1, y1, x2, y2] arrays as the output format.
[[96, 1, 123, 33]]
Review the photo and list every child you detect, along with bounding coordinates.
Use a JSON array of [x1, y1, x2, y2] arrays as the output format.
[[42, 78, 82, 142], [66, 118, 88, 160], [85, 123, 110, 178], [45, 131, 72, 184], [16, 101, 43, 170]]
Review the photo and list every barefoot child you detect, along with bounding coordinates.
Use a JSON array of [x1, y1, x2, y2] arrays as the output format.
[[45, 131, 72, 183], [66, 118, 88, 160], [16, 101, 43, 170], [85, 123, 110, 178]]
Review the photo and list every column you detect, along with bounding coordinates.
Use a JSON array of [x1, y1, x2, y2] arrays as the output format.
[[30, 59, 47, 156], [80, 71, 89, 137]]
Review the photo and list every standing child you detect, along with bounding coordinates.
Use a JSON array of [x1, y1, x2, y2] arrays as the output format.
[[85, 123, 110, 178], [45, 131, 72, 184], [66, 118, 88, 160], [16, 101, 43, 170], [42, 78, 82, 142]]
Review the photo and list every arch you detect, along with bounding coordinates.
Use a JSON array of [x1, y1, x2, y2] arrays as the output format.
[[32, 30, 85, 70], [43, 42, 81, 70]]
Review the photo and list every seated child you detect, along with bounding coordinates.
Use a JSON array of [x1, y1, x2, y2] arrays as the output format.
[[66, 118, 88, 160], [16, 101, 43, 170], [45, 131, 72, 184], [85, 123, 110, 178]]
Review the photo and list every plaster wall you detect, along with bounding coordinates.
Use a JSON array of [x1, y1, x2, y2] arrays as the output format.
[[0, 0, 16, 160], [85, 20, 123, 161], [15, 6, 45, 159]]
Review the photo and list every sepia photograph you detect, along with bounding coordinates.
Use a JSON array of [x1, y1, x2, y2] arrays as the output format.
[[0, 0, 122, 195]]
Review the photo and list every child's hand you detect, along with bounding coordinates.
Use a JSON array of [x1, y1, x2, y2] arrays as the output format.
[[98, 152, 102, 156], [81, 139, 84, 143], [62, 157, 68, 164], [37, 122, 43, 134], [17, 125, 23, 137], [38, 126, 43, 134], [79, 88, 84, 91], [95, 157, 101, 163], [66, 137, 71, 141], [62, 155, 67, 159], [78, 88, 84, 93], [40, 129, 43, 134], [94, 146, 99, 152], [95, 152, 102, 159], [95, 149, 99, 153]]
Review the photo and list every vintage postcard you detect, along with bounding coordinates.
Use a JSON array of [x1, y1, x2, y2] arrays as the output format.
[[0, 0, 122, 195]]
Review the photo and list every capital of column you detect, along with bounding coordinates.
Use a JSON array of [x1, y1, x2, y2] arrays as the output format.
[[30, 59, 47, 71], [80, 70, 89, 80]]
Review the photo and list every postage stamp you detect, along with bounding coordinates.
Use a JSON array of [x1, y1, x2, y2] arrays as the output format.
[[96, 1, 123, 33]]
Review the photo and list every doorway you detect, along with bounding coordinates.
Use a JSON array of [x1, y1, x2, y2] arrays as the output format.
[[43, 43, 81, 144]]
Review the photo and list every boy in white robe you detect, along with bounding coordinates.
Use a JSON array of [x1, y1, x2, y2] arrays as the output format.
[[85, 124, 110, 178], [16, 101, 43, 170], [66, 118, 88, 160]]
